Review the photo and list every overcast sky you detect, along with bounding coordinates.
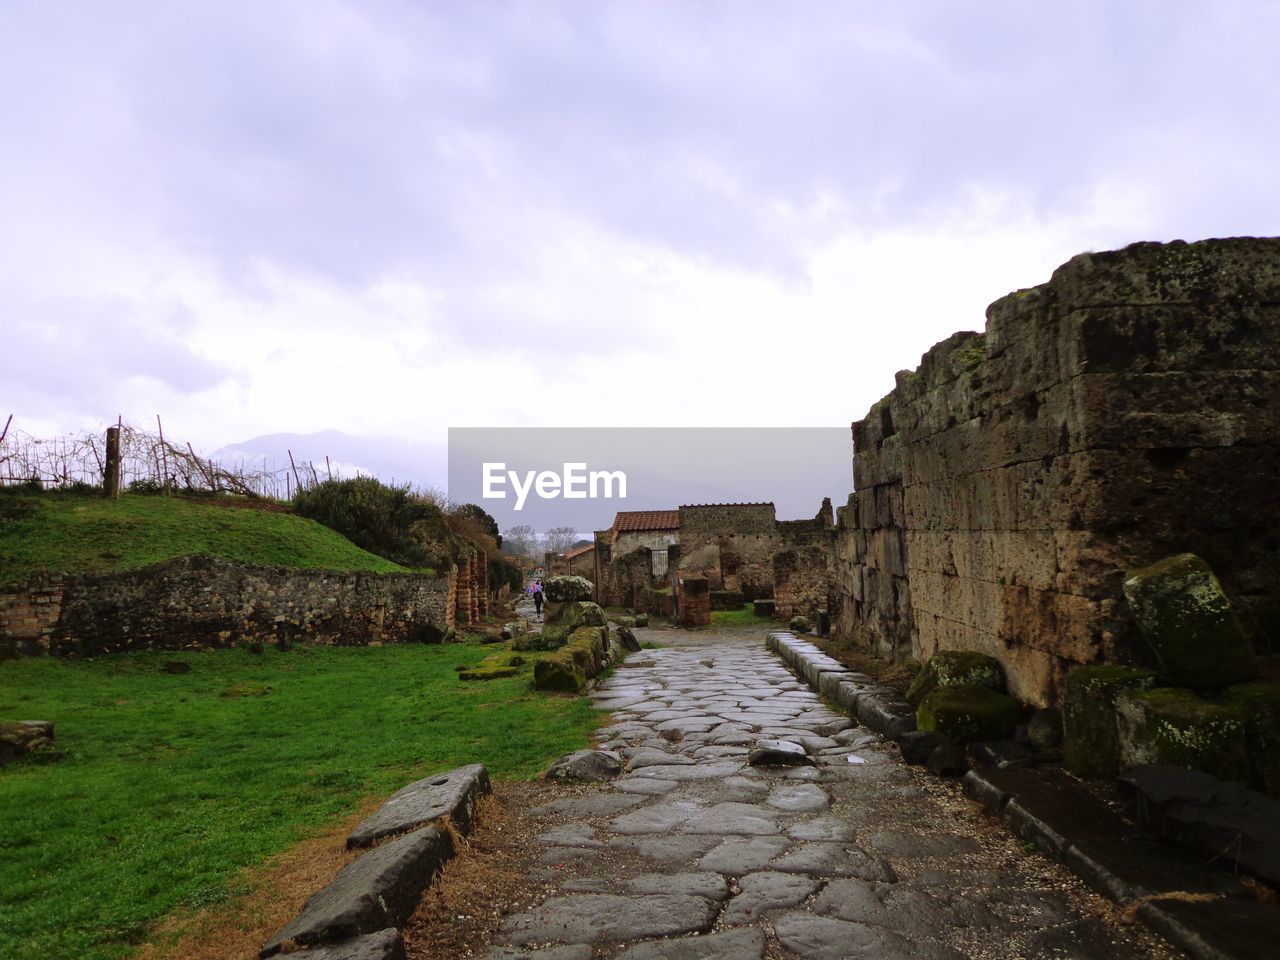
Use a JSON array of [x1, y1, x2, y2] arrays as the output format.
[[4, 1, 1278, 463]]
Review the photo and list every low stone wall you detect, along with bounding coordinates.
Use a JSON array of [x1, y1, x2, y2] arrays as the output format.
[[1, 555, 454, 658]]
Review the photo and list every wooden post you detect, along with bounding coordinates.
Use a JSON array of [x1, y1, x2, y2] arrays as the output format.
[[156, 416, 170, 495], [287, 449, 302, 494], [104, 426, 122, 499]]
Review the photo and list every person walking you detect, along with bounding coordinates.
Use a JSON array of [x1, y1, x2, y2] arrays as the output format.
[[532, 581, 544, 619]]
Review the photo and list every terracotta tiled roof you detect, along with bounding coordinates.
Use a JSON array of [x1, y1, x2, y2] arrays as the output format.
[[611, 510, 680, 532], [564, 543, 595, 559]]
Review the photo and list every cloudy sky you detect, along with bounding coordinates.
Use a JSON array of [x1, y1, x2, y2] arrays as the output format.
[[3, 2, 1278, 472]]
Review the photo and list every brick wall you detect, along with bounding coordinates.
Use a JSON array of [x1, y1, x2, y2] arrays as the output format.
[[833, 239, 1280, 707], [677, 575, 711, 627]]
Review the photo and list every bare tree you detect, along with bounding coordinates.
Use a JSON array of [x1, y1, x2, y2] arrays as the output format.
[[543, 526, 579, 554], [501, 524, 539, 557]]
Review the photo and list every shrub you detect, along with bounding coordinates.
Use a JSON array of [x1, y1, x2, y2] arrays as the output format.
[[292, 477, 446, 568]]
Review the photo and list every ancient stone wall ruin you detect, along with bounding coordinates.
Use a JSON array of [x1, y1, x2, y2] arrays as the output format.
[[834, 239, 1280, 707], [1, 556, 455, 657]]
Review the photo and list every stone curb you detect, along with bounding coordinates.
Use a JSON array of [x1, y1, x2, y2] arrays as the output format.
[[263, 763, 489, 958], [764, 631, 1280, 959], [963, 766, 1280, 960], [765, 632, 917, 741]]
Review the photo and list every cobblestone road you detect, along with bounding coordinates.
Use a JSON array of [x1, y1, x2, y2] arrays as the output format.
[[485, 626, 1172, 960]]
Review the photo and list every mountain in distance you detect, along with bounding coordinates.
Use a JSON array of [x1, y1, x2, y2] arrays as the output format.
[[208, 430, 448, 492]]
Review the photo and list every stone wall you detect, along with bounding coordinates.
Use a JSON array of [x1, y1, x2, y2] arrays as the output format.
[[1, 556, 455, 658], [773, 546, 833, 621], [677, 575, 710, 627], [834, 238, 1280, 707], [678, 503, 778, 599]]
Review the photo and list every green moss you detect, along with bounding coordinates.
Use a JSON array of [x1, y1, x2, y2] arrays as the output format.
[[457, 666, 519, 681], [1123, 553, 1257, 689], [906, 650, 1005, 706], [1062, 665, 1158, 778], [916, 685, 1021, 743], [534, 655, 586, 692], [1115, 687, 1249, 782]]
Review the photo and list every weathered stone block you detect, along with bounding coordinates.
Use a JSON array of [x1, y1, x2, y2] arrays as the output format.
[[534, 654, 586, 692], [1115, 688, 1250, 782], [1123, 553, 1258, 689], [347, 763, 490, 849], [788, 615, 811, 634], [917, 685, 1021, 743], [261, 827, 453, 956], [1223, 683, 1280, 796], [1062, 665, 1158, 779], [543, 576, 594, 602], [905, 650, 1006, 706], [753, 599, 775, 617]]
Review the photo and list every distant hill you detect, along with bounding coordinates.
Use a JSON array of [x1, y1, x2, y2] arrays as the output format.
[[0, 491, 414, 584], [208, 430, 447, 491]]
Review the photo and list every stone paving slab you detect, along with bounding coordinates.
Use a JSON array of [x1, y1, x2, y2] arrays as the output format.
[[474, 628, 1178, 960]]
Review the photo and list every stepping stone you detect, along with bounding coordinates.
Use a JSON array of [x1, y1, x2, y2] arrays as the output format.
[[627, 871, 731, 901], [680, 802, 782, 836], [611, 833, 723, 862], [609, 799, 704, 834], [698, 835, 792, 874], [691, 745, 749, 759], [530, 794, 645, 818], [628, 748, 696, 769], [771, 842, 896, 881], [747, 739, 814, 767], [614, 778, 679, 795], [536, 846, 602, 867], [767, 784, 832, 813], [866, 830, 983, 859], [628, 761, 744, 781], [722, 871, 821, 925], [500, 894, 717, 946], [771, 912, 963, 960], [613, 927, 765, 959], [789, 815, 858, 842]]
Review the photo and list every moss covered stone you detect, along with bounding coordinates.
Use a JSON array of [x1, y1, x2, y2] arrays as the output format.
[[544, 575, 594, 602], [916, 685, 1021, 743], [1123, 553, 1258, 689], [1062, 665, 1158, 778], [458, 665, 519, 681], [534, 656, 586, 692], [538, 600, 607, 647], [1115, 687, 1250, 782], [789, 615, 811, 634], [1223, 682, 1280, 796], [906, 650, 1006, 706]]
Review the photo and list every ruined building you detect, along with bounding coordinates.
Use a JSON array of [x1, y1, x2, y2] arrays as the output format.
[[832, 238, 1280, 707], [593, 501, 834, 615]]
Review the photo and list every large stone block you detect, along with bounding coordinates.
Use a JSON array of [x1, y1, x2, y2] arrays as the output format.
[[543, 576, 594, 602], [261, 827, 453, 956], [905, 650, 1006, 706], [916, 685, 1021, 743], [1116, 688, 1250, 782], [1062, 665, 1158, 778], [1123, 553, 1258, 689], [347, 763, 491, 849]]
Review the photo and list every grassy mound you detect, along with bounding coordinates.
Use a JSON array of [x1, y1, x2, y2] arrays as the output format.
[[0, 641, 599, 960], [0, 491, 414, 584]]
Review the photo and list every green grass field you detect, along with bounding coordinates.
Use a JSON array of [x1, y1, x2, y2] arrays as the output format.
[[710, 603, 764, 626], [0, 490, 413, 584], [0, 642, 599, 960]]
